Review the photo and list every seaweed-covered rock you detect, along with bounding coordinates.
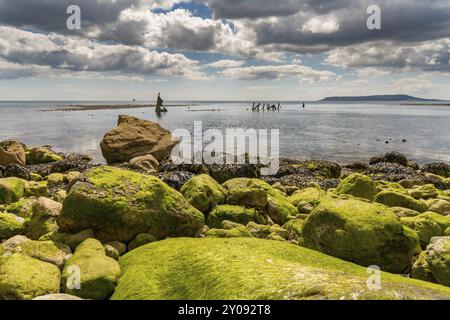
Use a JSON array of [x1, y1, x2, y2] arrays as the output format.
[[62, 239, 121, 300], [0, 254, 60, 300], [283, 219, 305, 243], [207, 164, 259, 183], [26, 147, 63, 165], [180, 174, 227, 213], [0, 212, 24, 240], [368, 162, 420, 182], [58, 166, 204, 242], [223, 178, 297, 225], [369, 152, 408, 167], [47, 173, 64, 187], [112, 238, 450, 300], [100, 115, 179, 164], [421, 163, 450, 178], [155, 171, 194, 190], [128, 233, 157, 251], [0, 177, 25, 204], [12, 240, 70, 268], [412, 237, 450, 287], [391, 207, 421, 218], [375, 190, 428, 213], [226, 188, 267, 209], [25, 197, 61, 240], [3, 163, 31, 180], [335, 173, 378, 200], [208, 205, 262, 228], [302, 196, 419, 273], [0, 141, 26, 166], [43, 229, 94, 251], [246, 222, 271, 238]]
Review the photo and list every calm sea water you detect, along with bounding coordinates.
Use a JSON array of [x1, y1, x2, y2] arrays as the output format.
[[0, 101, 449, 164]]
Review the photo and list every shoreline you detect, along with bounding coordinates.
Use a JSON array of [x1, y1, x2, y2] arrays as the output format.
[[38, 104, 191, 112]]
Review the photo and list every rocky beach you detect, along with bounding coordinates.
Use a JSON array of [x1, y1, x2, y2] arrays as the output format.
[[0, 114, 449, 300]]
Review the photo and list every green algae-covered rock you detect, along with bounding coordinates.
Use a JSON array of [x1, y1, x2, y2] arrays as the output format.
[[283, 219, 305, 244], [375, 190, 428, 213], [246, 221, 271, 238], [445, 227, 450, 236], [302, 196, 419, 273], [58, 166, 205, 243], [289, 187, 323, 206], [0, 212, 24, 240], [409, 184, 439, 200], [62, 239, 121, 300], [24, 197, 61, 240], [0, 177, 25, 204], [226, 188, 267, 209], [128, 233, 157, 251], [223, 178, 297, 225], [47, 173, 64, 187], [43, 229, 95, 251], [12, 240, 70, 268], [401, 214, 444, 249], [5, 198, 36, 218], [208, 205, 261, 228], [205, 220, 253, 238], [180, 174, 227, 213], [426, 198, 450, 215], [335, 174, 378, 201], [26, 147, 62, 165], [391, 207, 421, 218], [111, 238, 450, 300], [0, 244, 4, 256], [412, 237, 450, 287], [0, 254, 61, 300], [25, 181, 49, 198]]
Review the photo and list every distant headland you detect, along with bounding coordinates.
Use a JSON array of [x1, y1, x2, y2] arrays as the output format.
[[320, 94, 442, 102]]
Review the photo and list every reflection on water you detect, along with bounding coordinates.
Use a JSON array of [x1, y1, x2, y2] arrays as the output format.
[[0, 101, 449, 164]]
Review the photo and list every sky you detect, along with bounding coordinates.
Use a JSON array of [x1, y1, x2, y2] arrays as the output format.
[[0, 0, 449, 101]]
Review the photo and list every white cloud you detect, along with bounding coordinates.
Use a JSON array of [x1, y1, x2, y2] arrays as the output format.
[[206, 60, 246, 68]]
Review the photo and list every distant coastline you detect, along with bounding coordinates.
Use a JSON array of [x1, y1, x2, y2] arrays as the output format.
[[320, 94, 442, 102]]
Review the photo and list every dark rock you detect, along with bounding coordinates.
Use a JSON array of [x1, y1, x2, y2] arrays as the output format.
[[368, 162, 422, 183], [155, 171, 195, 190], [344, 162, 370, 171], [3, 163, 31, 180], [158, 161, 208, 175], [421, 162, 450, 178], [369, 152, 408, 167], [207, 164, 260, 183]]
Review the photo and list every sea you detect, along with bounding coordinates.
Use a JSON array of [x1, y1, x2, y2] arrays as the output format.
[[1, 101, 449, 165]]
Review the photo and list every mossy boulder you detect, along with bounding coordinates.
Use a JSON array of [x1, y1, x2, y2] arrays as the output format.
[[302, 196, 419, 273], [391, 207, 421, 218], [283, 219, 305, 244], [12, 240, 70, 268], [0, 254, 61, 300], [180, 174, 227, 213], [112, 238, 450, 300], [25, 181, 49, 197], [0, 212, 24, 240], [58, 166, 205, 243], [5, 198, 36, 218], [335, 174, 378, 201], [401, 214, 445, 249], [47, 173, 64, 187], [426, 199, 450, 215], [226, 188, 268, 209], [205, 221, 253, 238], [375, 190, 428, 213], [412, 237, 450, 287], [246, 222, 271, 238], [0, 177, 25, 204], [26, 147, 63, 165], [409, 184, 439, 200], [62, 239, 121, 300], [43, 229, 95, 251], [289, 187, 323, 206], [208, 205, 262, 228], [128, 233, 157, 251], [223, 178, 297, 225], [24, 197, 61, 240]]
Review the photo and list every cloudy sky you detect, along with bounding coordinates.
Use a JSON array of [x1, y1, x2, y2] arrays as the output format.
[[0, 0, 449, 101]]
